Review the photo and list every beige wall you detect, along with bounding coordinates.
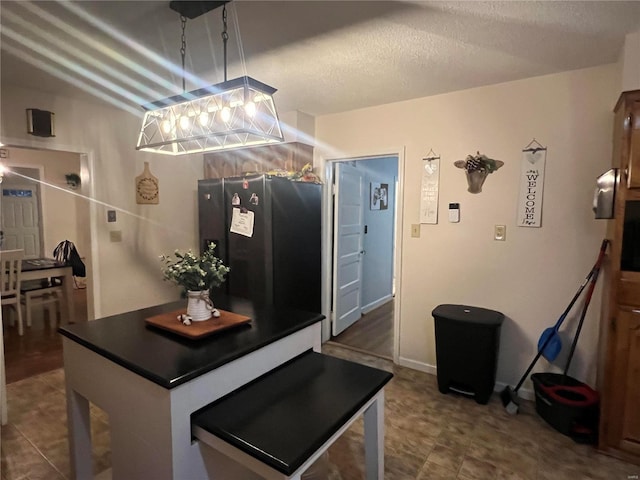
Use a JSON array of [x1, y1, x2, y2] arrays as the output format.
[[0, 86, 205, 318], [316, 65, 618, 389], [0, 63, 621, 392]]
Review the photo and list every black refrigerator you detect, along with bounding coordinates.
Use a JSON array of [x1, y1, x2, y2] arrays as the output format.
[[198, 174, 322, 313]]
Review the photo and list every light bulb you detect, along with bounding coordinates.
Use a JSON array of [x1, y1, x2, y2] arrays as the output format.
[[221, 106, 231, 123], [179, 115, 190, 130], [245, 101, 256, 118], [162, 120, 172, 134], [199, 112, 209, 126]]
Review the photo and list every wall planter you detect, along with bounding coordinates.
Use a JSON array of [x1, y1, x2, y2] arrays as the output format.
[[454, 152, 503, 194]]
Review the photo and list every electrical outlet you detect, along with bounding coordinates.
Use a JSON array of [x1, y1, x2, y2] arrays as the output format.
[[411, 224, 420, 238], [110, 230, 122, 242], [494, 225, 506, 241]]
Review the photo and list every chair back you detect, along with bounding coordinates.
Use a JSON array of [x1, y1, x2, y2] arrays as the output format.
[[1, 249, 24, 298]]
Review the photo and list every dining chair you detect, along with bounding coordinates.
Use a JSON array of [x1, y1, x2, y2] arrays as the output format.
[[20, 279, 64, 330], [1, 249, 25, 335]]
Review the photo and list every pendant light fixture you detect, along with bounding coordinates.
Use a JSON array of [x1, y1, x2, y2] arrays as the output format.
[[136, 1, 283, 156]]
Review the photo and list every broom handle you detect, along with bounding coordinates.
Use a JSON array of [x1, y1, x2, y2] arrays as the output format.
[[550, 268, 594, 331], [513, 339, 555, 392], [563, 240, 609, 375]]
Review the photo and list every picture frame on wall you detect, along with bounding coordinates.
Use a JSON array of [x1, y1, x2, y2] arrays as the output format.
[[370, 182, 388, 210]]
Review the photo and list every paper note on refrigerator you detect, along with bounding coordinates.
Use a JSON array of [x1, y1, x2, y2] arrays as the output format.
[[230, 207, 255, 237]]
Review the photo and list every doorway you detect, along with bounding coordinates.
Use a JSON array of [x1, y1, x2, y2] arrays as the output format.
[[322, 153, 403, 361], [0, 145, 92, 382]]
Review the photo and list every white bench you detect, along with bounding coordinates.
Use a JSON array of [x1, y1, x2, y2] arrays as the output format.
[[192, 351, 393, 480]]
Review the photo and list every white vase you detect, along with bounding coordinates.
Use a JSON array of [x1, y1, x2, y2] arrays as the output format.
[[186, 290, 214, 321]]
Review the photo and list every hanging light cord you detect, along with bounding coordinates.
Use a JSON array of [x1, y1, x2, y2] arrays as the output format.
[[180, 15, 187, 92], [222, 4, 229, 82]]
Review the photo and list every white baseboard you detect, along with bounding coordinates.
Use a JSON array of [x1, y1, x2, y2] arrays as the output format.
[[397, 358, 535, 401], [398, 357, 437, 375], [361, 295, 393, 315]]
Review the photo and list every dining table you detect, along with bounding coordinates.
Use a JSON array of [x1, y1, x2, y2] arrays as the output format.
[[21, 258, 75, 324]]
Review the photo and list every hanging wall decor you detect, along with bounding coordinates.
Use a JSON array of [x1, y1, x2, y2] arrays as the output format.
[[420, 149, 440, 224], [370, 182, 389, 210], [517, 139, 546, 227], [454, 151, 504, 194], [135, 161, 159, 204]]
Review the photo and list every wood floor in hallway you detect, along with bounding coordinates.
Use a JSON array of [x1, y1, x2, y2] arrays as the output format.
[[2, 288, 87, 384], [331, 299, 394, 359]]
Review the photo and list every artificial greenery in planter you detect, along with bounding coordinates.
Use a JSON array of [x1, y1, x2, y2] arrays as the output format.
[[454, 151, 504, 193], [65, 173, 81, 189], [160, 243, 230, 295]]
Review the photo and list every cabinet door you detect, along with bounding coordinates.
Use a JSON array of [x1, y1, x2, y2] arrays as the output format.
[[203, 142, 313, 179], [608, 309, 640, 455], [627, 101, 640, 188], [203, 153, 238, 179]]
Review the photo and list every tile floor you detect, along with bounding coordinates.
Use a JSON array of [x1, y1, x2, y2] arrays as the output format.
[[1, 344, 638, 480]]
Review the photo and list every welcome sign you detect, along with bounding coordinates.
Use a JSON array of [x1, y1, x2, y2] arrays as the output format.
[[517, 146, 546, 228]]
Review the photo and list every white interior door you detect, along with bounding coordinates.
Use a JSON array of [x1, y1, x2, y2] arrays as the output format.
[[1, 183, 41, 258], [332, 163, 365, 336]]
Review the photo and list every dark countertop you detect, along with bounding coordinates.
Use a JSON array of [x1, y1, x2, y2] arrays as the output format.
[[58, 296, 324, 389], [193, 351, 393, 475]]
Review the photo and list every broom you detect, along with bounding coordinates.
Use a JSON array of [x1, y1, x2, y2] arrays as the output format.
[[500, 240, 608, 414]]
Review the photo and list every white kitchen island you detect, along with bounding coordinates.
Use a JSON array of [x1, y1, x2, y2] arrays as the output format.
[[59, 296, 323, 480]]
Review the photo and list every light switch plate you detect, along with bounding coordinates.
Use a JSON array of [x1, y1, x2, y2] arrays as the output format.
[[110, 230, 122, 242], [448, 203, 460, 223], [494, 225, 506, 241], [411, 224, 420, 238]]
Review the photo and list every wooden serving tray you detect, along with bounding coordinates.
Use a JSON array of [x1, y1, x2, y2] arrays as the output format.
[[145, 309, 251, 339]]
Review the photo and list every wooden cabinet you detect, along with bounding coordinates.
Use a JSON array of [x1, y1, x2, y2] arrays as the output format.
[[605, 308, 640, 456], [203, 142, 313, 179], [599, 90, 640, 465], [613, 91, 640, 189]]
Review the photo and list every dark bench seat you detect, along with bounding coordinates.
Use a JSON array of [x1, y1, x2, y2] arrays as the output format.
[[192, 350, 393, 479]]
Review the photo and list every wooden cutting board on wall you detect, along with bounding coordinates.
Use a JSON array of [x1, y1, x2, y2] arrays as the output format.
[[136, 161, 159, 204]]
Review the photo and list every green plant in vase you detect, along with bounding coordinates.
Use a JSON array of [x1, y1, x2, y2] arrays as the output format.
[[160, 243, 230, 322]]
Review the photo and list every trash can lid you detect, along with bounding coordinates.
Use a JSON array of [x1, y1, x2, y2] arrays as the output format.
[[432, 304, 504, 326]]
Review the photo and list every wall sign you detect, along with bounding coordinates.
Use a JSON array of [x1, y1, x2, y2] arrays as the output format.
[[517, 140, 547, 228], [420, 150, 440, 224]]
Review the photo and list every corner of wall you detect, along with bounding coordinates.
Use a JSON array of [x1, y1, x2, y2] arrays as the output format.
[[279, 110, 316, 146], [621, 31, 640, 91]]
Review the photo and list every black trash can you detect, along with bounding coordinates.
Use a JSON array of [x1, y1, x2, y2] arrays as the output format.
[[432, 304, 504, 404]]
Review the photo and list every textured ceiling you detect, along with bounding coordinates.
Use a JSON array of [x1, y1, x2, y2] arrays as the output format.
[[1, 1, 640, 117]]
